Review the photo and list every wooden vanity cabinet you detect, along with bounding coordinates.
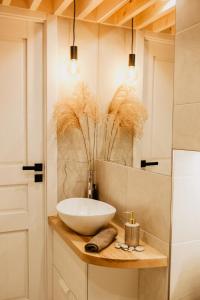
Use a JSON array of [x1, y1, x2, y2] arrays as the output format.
[[53, 232, 87, 300], [52, 232, 138, 300]]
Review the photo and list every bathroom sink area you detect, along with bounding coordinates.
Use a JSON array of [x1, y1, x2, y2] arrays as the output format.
[[56, 198, 116, 235]]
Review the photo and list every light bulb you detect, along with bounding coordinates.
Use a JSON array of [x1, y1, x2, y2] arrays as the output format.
[[128, 65, 137, 81], [70, 58, 79, 75], [126, 53, 137, 85]]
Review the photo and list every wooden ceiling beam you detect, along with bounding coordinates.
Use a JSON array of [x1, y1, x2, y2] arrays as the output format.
[[134, 0, 176, 29], [144, 10, 175, 32], [54, 0, 73, 15], [29, 0, 43, 10], [162, 25, 176, 35], [2, 0, 12, 6], [107, 0, 158, 26], [95, 0, 129, 23], [171, 25, 176, 35], [76, 0, 104, 19]]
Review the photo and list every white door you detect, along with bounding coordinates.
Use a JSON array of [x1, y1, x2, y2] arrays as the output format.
[[0, 18, 45, 300], [141, 39, 174, 175]]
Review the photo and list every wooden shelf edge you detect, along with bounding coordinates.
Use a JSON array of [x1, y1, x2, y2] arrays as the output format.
[[48, 216, 168, 269]]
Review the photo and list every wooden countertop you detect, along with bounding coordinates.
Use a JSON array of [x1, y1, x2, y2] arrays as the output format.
[[48, 216, 168, 269]]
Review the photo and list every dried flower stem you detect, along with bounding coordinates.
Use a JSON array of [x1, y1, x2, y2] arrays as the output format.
[[86, 115, 91, 169], [103, 116, 109, 160], [106, 117, 118, 160], [108, 123, 118, 160], [80, 123, 90, 164]]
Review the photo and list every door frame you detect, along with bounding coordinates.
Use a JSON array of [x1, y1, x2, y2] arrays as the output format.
[[133, 30, 174, 170], [0, 6, 58, 300]]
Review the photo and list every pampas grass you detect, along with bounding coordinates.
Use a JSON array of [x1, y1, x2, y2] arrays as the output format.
[[54, 81, 147, 168], [54, 99, 81, 137], [54, 82, 100, 170], [104, 84, 148, 160]]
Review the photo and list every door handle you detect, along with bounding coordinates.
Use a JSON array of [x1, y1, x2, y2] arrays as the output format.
[[141, 160, 159, 168], [22, 163, 43, 172]]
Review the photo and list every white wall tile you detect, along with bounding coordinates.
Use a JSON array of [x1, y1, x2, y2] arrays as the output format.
[[176, 0, 200, 33], [172, 150, 200, 243], [139, 268, 168, 300], [173, 150, 200, 177], [174, 23, 200, 105], [126, 167, 171, 242], [172, 176, 200, 243], [96, 160, 128, 214], [178, 291, 200, 300], [172, 1, 200, 298], [141, 230, 169, 256], [173, 103, 200, 151], [170, 241, 200, 300]]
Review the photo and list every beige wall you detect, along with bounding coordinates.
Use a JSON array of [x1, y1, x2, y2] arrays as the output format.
[[57, 17, 132, 109], [96, 160, 171, 300], [57, 16, 139, 297], [57, 17, 135, 200], [170, 1, 200, 299]]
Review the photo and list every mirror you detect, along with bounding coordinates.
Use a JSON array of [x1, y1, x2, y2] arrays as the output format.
[[98, 33, 175, 176]]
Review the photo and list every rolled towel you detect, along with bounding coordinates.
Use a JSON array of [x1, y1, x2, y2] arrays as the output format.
[[85, 227, 118, 253]]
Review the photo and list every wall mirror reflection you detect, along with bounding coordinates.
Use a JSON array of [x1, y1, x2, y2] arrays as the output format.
[[98, 34, 174, 176]]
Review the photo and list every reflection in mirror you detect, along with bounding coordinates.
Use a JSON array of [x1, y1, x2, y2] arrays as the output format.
[[98, 34, 174, 176], [98, 84, 148, 167], [140, 38, 174, 175]]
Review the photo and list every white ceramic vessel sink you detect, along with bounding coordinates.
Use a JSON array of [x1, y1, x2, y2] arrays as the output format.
[[56, 198, 116, 235]]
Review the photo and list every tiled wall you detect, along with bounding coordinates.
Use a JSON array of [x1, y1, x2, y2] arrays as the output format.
[[170, 152, 200, 300], [171, 1, 200, 299], [96, 160, 171, 300], [173, 1, 200, 151]]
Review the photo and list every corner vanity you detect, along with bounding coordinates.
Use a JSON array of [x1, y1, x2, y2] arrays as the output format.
[[49, 216, 167, 300]]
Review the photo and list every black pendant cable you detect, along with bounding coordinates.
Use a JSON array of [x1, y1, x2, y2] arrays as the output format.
[[129, 18, 135, 67], [70, 0, 77, 60]]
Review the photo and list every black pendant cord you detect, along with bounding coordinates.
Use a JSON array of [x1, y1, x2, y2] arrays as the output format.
[[70, 0, 77, 60], [128, 18, 135, 66], [131, 18, 134, 54], [73, 0, 76, 46]]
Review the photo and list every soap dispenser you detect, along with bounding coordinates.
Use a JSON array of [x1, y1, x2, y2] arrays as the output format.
[[125, 211, 140, 247]]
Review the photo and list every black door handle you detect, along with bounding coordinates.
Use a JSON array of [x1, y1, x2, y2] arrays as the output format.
[[22, 163, 43, 172], [141, 160, 159, 168]]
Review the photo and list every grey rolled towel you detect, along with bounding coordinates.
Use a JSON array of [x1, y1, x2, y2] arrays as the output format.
[[85, 227, 118, 253]]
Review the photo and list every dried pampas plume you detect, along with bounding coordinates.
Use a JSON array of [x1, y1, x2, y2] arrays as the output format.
[[54, 82, 100, 138], [72, 82, 100, 123], [108, 84, 148, 137], [54, 99, 80, 137], [54, 82, 100, 170], [105, 84, 148, 160]]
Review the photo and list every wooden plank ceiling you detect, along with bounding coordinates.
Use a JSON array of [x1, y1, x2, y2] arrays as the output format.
[[0, 0, 176, 34]]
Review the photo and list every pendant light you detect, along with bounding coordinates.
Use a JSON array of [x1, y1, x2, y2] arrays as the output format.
[[70, 0, 78, 74], [127, 18, 137, 83]]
